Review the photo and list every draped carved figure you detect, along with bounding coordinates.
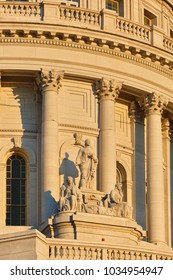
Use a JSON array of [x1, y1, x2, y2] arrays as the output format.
[[76, 139, 98, 189]]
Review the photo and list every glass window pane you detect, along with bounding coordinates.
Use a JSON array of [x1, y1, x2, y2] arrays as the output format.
[[6, 154, 26, 226], [11, 207, 20, 225], [12, 159, 21, 178]]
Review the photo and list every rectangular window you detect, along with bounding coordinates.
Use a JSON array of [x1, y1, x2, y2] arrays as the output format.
[[144, 16, 151, 27], [60, 0, 80, 7], [144, 9, 157, 27], [170, 29, 173, 38], [106, 0, 119, 13]]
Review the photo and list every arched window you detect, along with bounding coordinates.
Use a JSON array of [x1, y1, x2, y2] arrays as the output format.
[[6, 155, 26, 225]]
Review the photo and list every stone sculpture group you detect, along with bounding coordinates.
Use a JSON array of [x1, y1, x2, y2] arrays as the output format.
[[58, 137, 132, 219]]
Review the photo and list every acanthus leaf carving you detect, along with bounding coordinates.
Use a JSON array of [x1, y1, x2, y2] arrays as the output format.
[[138, 92, 169, 115], [36, 69, 64, 92], [96, 78, 123, 101]]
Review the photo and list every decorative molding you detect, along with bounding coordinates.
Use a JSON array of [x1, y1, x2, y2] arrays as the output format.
[[59, 123, 99, 133], [11, 137, 22, 148], [129, 101, 144, 120], [36, 69, 64, 92], [162, 118, 170, 139], [0, 129, 37, 133], [0, 33, 172, 78], [96, 78, 123, 101], [138, 93, 169, 115]]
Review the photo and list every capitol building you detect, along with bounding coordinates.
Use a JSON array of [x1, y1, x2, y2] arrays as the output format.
[[0, 0, 173, 260]]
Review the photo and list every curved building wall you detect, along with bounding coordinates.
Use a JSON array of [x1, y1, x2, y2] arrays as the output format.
[[0, 0, 173, 259]]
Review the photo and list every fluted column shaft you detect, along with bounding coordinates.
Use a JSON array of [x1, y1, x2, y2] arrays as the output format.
[[97, 79, 122, 194], [141, 93, 168, 245], [37, 69, 63, 222]]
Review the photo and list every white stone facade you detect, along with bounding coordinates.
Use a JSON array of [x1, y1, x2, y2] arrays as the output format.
[[0, 0, 173, 259]]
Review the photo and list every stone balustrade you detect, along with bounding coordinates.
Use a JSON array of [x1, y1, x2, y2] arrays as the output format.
[[59, 5, 100, 26], [0, 2, 41, 19], [0, 0, 173, 53], [0, 1, 172, 53], [163, 35, 173, 53], [116, 17, 150, 42], [48, 241, 173, 260], [1, 228, 173, 260]]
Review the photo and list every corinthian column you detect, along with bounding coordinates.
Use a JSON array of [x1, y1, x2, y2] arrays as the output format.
[[36, 69, 63, 222], [140, 93, 168, 245], [96, 78, 122, 194]]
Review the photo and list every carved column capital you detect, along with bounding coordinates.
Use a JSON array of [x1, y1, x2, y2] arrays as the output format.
[[96, 78, 123, 101], [129, 100, 144, 120], [138, 92, 169, 115], [36, 69, 64, 93]]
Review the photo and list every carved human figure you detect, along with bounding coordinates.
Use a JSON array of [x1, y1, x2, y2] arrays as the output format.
[[59, 176, 82, 211], [109, 183, 123, 204], [76, 139, 98, 189]]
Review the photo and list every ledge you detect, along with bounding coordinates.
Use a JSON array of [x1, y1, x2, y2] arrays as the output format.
[[0, 2, 172, 54]]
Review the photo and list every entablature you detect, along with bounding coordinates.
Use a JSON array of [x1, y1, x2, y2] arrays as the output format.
[[0, 1, 172, 54]]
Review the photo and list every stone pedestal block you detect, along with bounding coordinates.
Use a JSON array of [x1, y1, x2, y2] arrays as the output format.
[[41, 212, 144, 245]]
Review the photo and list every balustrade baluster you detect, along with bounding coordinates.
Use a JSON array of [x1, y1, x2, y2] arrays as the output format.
[[65, 8, 70, 20], [49, 245, 55, 259], [90, 13, 94, 24], [75, 10, 79, 21], [79, 10, 83, 22], [56, 246, 61, 259], [85, 12, 89, 24], [124, 22, 128, 33], [60, 8, 64, 19], [34, 6, 37, 17]]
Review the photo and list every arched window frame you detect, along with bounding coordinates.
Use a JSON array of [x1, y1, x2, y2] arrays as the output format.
[[5, 150, 29, 226], [116, 162, 127, 202]]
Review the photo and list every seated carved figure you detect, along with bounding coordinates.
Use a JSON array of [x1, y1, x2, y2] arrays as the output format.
[[108, 183, 132, 218], [59, 176, 82, 212], [109, 183, 123, 204]]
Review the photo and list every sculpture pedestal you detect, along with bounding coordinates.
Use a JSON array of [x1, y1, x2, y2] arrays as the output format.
[[40, 211, 144, 246]]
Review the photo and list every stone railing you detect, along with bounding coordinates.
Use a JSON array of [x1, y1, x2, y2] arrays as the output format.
[[116, 17, 150, 42], [59, 5, 100, 26], [0, 1, 172, 54], [0, 2, 41, 20], [163, 35, 173, 53], [48, 241, 173, 260]]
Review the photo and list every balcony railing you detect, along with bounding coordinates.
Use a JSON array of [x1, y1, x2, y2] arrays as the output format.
[[0, 1, 172, 54], [48, 241, 173, 260], [59, 5, 100, 26], [0, 1, 41, 20], [163, 35, 173, 53], [116, 17, 150, 41]]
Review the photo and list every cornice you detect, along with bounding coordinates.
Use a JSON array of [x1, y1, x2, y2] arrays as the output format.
[[0, 129, 37, 133], [0, 30, 173, 78], [59, 123, 99, 134]]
